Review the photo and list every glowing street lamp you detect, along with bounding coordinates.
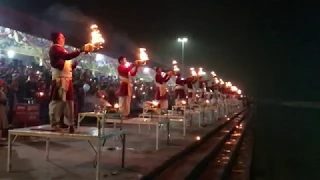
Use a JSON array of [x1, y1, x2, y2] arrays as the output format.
[[178, 37, 188, 43], [177, 37, 188, 75]]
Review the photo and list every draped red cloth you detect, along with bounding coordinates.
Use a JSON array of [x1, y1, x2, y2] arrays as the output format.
[[175, 76, 186, 99], [155, 73, 170, 100], [116, 64, 138, 97]]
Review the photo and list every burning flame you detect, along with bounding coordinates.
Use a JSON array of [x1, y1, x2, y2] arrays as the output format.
[[172, 60, 180, 72], [173, 65, 180, 72], [114, 103, 119, 108], [191, 71, 197, 76], [220, 79, 224, 85], [90, 24, 105, 49], [237, 89, 242, 94], [172, 60, 177, 65], [211, 71, 216, 77], [190, 67, 197, 76], [231, 86, 238, 92], [139, 48, 149, 61], [198, 68, 205, 76], [152, 101, 159, 106]]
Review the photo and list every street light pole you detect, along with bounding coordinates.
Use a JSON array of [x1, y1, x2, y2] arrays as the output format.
[[177, 37, 188, 75], [181, 41, 185, 74]]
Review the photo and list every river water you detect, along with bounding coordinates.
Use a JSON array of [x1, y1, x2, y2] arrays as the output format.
[[251, 101, 320, 179]]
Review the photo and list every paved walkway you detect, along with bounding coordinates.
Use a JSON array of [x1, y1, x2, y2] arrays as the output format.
[[0, 120, 222, 180]]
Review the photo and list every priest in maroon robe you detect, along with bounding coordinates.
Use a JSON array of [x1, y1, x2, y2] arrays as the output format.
[[198, 76, 206, 103], [205, 79, 212, 101], [117, 56, 139, 119], [49, 32, 91, 133], [186, 75, 197, 105], [174, 72, 186, 105], [154, 67, 173, 109]]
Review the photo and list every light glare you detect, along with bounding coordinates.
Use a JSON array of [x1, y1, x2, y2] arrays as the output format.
[[178, 37, 188, 43], [7, 50, 15, 58]]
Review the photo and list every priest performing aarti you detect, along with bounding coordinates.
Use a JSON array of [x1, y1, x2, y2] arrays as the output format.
[[174, 72, 186, 105], [198, 68, 206, 103], [117, 48, 146, 119], [49, 32, 95, 133], [172, 61, 186, 105], [117, 56, 140, 119], [210, 78, 219, 104], [154, 67, 173, 111], [186, 68, 198, 105], [203, 79, 211, 101], [206, 71, 216, 101], [49, 24, 102, 133]]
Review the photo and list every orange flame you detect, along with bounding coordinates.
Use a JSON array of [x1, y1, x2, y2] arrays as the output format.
[[198, 68, 205, 76], [152, 100, 159, 106], [190, 67, 197, 76], [172, 60, 177, 65], [114, 103, 119, 108], [90, 24, 105, 49], [172, 60, 179, 72], [139, 48, 149, 61], [173, 66, 180, 72]]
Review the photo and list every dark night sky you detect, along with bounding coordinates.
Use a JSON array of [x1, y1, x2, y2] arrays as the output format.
[[0, 0, 319, 101]]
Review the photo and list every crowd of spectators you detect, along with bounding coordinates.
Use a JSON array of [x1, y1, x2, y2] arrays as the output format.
[[0, 58, 176, 127]]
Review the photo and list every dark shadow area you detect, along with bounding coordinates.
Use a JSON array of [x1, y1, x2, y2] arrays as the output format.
[[0, 149, 36, 179], [19, 140, 71, 151], [251, 102, 320, 180]]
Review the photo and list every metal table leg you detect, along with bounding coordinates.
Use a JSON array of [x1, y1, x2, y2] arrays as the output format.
[[77, 114, 84, 129], [96, 115, 99, 131], [183, 108, 186, 136], [101, 116, 106, 134], [198, 112, 201, 128], [167, 121, 170, 145], [121, 134, 126, 168], [95, 138, 101, 180], [7, 133, 12, 172], [183, 115, 186, 136], [101, 116, 107, 147], [190, 110, 193, 126], [156, 123, 159, 150], [202, 107, 205, 126]]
